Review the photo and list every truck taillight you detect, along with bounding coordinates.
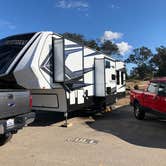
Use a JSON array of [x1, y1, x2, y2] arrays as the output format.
[[29, 95, 32, 108]]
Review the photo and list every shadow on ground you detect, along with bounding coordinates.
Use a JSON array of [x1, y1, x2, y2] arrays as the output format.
[[87, 105, 166, 149], [30, 110, 80, 127], [30, 111, 65, 126], [30, 105, 166, 149]]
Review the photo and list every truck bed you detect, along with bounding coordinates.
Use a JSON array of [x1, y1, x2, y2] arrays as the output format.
[[0, 89, 31, 119]]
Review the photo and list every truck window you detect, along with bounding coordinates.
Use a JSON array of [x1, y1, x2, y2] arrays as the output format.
[[158, 83, 166, 96], [0, 33, 36, 75], [147, 82, 158, 93]]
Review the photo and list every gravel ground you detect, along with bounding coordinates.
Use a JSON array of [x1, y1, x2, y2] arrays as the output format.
[[0, 103, 166, 166]]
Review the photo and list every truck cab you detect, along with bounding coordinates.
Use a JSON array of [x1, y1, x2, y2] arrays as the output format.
[[130, 78, 166, 120]]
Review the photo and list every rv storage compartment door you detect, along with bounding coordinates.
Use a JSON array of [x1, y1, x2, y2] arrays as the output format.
[[52, 37, 64, 83], [94, 58, 105, 97]]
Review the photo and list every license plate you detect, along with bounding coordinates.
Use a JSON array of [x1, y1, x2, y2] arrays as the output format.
[[7, 119, 14, 128]]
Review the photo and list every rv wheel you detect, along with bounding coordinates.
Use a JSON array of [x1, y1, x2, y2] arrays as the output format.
[[0, 133, 13, 146]]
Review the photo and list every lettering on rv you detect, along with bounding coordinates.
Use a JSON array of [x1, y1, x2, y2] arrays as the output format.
[[4, 40, 28, 46]]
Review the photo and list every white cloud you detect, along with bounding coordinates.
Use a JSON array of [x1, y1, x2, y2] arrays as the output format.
[[111, 4, 115, 8], [101, 30, 123, 42], [56, 0, 88, 9], [85, 13, 89, 17], [116, 41, 132, 55], [101, 29, 132, 55], [110, 4, 120, 9], [0, 20, 16, 30]]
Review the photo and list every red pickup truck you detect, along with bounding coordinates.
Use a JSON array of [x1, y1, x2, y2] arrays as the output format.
[[130, 77, 166, 120]]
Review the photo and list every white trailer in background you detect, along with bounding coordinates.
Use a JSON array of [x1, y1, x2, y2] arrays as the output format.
[[0, 31, 126, 118], [116, 61, 126, 98]]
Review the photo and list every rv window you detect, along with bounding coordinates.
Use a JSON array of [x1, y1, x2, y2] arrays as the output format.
[[116, 71, 120, 85], [112, 74, 116, 80], [0, 33, 36, 75], [121, 72, 124, 85], [105, 61, 110, 68], [107, 87, 112, 94]]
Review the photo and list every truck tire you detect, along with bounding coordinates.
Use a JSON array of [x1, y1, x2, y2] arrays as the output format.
[[134, 102, 145, 120], [0, 133, 13, 146]]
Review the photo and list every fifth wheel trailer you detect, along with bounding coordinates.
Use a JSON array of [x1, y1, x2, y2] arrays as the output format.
[[0, 31, 126, 116]]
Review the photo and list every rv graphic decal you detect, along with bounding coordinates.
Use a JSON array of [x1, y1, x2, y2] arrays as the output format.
[[40, 47, 93, 91], [65, 44, 80, 49], [65, 48, 83, 58], [84, 51, 101, 57], [40, 50, 53, 76]]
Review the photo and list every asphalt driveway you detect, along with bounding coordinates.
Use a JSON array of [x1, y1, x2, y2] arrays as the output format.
[[0, 105, 166, 166]]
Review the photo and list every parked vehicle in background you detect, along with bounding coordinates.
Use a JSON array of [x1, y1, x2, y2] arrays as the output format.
[[0, 34, 35, 145], [130, 77, 166, 120], [0, 90, 35, 145]]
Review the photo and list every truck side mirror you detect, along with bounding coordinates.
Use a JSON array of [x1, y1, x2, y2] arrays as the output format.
[[52, 37, 65, 83]]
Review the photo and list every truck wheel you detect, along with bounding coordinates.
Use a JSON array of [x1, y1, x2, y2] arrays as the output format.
[[0, 133, 13, 146], [134, 102, 145, 120]]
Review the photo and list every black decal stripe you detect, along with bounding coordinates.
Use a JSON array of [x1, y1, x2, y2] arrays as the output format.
[[65, 48, 83, 58], [84, 51, 101, 57], [10, 33, 41, 73], [65, 44, 81, 48]]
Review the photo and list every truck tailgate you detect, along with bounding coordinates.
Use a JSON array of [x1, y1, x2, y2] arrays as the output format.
[[0, 90, 30, 119]]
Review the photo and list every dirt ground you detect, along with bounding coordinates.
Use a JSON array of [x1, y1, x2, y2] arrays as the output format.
[[126, 80, 148, 91], [115, 95, 130, 107], [0, 95, 166, 166]]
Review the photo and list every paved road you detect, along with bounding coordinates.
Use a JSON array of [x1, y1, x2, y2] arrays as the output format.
[[0, 105, 166, 166]]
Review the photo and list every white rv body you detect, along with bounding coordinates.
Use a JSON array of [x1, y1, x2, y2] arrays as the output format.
[[115, 61, 126, 98], [0, 31, 126, 113]]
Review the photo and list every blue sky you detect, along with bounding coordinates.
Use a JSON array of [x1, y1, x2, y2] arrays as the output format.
[[0, 0, 166, 71]]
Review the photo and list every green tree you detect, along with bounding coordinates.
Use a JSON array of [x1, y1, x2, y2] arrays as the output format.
[[63, 32, 85, 44], [130, 64, 154, 79], [125, 47, 154, 79], [84, 40, 100, 50], [150, 46, 166, 76], [125, 47, 152, 65], [100, 40, 119, 55]]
